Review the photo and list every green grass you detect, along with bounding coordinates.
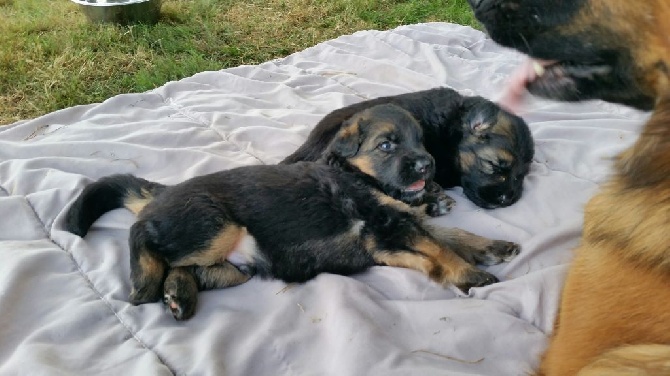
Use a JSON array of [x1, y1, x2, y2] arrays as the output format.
[[0, 0, 479, 125]]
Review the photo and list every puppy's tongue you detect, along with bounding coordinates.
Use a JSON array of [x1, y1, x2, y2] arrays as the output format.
[[406, 180, 426, 192], [496, 58, 556, 114]]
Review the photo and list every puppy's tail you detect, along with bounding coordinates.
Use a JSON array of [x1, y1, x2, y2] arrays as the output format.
[[65, 174, 166, 237]]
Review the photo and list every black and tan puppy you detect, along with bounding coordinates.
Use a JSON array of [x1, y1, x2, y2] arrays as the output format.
[[282, 87, 535, 209], [66, 104, 520, 321], [469, 0, 670, 375]]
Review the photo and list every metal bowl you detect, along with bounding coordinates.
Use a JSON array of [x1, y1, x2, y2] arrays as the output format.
[[71, 0, 162, 25]]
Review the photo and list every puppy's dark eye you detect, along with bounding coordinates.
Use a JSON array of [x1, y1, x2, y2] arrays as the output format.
[[378, 141, 396, 152]]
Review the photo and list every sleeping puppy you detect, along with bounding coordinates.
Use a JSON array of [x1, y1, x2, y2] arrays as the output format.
[[65, 104, 520, 321], [469, 0, 670, 374], [282, 87, 535, 210]]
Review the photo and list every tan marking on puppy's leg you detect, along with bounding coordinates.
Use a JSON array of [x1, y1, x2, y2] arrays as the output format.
[[172, 225, 245, 267], [410, 237, 477, 285], [426, 226, 520, 265], [373, 191, 413, 211], [372, 191, 427, 218], [193, 262, 251, 290], [372, 251, 434, 276], [124, 188, 154, 215], [129, 247, 167, 305], [430, 227, 492, 249]]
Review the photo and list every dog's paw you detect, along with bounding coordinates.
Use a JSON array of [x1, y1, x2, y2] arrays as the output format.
[[129, 285, 163, 306], [163, 268, 199, 321], [454, 269, 499, 292], [163, 288, 197, 321], [425, 193, 456, 217], [475, 241, 520, 265]]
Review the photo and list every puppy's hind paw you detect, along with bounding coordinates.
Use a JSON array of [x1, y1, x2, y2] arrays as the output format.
[[163, 291, 197, 321], [488, 241, 520, 262], [454, 269, 499, 293], [471, 241, 520, 266], [163, 267, 199, 321]]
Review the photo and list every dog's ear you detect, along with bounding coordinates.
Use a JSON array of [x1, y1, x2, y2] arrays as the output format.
[[463, 101, 498, 139], [325, 115, 365, 159]]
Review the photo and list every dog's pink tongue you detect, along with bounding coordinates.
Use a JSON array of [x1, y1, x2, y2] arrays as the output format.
[[495, 58, 556, 115], [495, 58, 535, 114], [407, 180, 426, 191]]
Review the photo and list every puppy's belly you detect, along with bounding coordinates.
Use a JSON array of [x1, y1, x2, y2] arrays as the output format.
[[226, 231, 262, 267]]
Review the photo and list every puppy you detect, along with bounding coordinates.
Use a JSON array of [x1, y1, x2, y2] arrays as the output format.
[[282, 87, 535, 209], [66, 104, 520, 321], [469, 0, 670, 374]]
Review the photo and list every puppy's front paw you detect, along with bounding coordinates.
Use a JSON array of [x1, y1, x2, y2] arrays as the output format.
[[425, 193, 456, 217], [454, 269, 499, 292]]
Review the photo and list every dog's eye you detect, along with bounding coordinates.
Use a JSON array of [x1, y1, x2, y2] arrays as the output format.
[[378, 141, 396, 152]]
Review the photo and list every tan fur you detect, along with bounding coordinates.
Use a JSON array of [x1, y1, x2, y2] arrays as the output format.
[[123, 188, 154, 215], [372, 242, 478, 287], [492, 112, 514, 139], [372, 191, 427, 218], [349, 155, 376, 177], [372, 251, 434, 276], [340, 120, 360, 140], [192, 263, 251, 290], [410, 237, 476, 286], [564, 1, 670, 100], [459, 151, 477, 173], [578, 344, 670, 376], [173, 225, 245, 267], [138, 250, 164, 277], [539, 2, 670, 372]]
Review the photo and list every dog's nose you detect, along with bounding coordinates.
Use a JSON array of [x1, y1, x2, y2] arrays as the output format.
[[414, 158, 432, 174], [497, 191, 519, 206]]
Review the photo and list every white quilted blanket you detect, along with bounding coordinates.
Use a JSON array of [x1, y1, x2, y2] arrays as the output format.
[[0, 23, 648, 375]]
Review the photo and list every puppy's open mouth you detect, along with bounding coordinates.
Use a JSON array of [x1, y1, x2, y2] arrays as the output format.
[[404, 179, 426, 193], [499, 58, 612, 111]]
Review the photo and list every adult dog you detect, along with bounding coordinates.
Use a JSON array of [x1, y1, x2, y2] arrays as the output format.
[[282, 87, 534, 210], [65, 104, 520, 321], [469, 0, 670, 374]]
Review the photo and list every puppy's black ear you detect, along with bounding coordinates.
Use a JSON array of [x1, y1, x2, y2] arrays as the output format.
[[463, 101, 497, 138], [325, 116, 364, 159]]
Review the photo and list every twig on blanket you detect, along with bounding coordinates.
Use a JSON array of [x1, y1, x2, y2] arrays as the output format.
[[297, 303, 306, 313], [24, 124, 49, 140], [411, 350, 484, 364], [276, 284, 296, 295]]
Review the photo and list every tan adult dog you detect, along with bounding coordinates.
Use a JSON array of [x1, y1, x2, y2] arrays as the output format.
[[468, 0, 670, 374]]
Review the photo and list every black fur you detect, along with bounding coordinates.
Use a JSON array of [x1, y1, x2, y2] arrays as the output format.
[[281, 87, 534, 209], [467, 0, 655, 110], [65, 104, 520, 320], [66, 174, 164, 237]]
